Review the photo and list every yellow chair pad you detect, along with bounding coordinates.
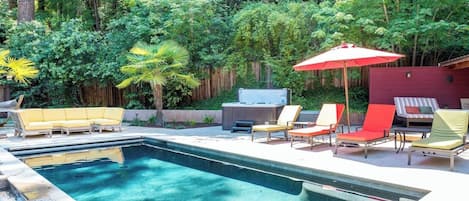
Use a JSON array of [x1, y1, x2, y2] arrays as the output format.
[[289, 126, 331, 135], [92, 119, 120, 126], [25, 122, 53, 130], [61, 120, 91, 128], [412, 137, 463, 150], [253, 125, 288, 132]]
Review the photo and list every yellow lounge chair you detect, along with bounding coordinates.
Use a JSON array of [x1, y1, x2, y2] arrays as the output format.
[[251, 105, 302, 142], [408, 109, 469, 170]]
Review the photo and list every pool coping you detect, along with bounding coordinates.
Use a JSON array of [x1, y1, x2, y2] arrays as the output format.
[[1, 135, 429, 201]]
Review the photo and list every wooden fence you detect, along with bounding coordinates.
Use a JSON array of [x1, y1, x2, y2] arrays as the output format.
[[1, 64, 373, 105]]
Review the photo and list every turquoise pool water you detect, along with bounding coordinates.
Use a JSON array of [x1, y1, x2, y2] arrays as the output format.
[[33, 145, 314, 201], [19, 138, 426, 201]]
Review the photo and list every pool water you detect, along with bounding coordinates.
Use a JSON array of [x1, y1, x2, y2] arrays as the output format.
[[34, 145, 319, 201]]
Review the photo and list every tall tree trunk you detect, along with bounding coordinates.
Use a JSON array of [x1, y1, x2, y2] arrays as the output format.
[[91, 0, 101, 31], [151, 83, 164, 126], [17, 0, 35, 23], [411, 4, 420, 67]]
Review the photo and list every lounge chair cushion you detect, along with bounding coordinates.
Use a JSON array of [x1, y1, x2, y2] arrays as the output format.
[[411, 110, 468, 150], [361, 104, 395, 132], [315, 104, 337, 126], [411, 137, 463, 150], [252, 125, 288, 132], [337, 131, 385, 141], [25, 122, 53, 130], [61, 120, 91, 128], [65, 108, 88, 120], [288, 126, 331, 137], [43, 109, 66, 121], [276, 105, 302, 126], [92, 119, 121, 126]]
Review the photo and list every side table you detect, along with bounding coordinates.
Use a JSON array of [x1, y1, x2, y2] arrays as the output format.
[[392, 127, 431, 153]]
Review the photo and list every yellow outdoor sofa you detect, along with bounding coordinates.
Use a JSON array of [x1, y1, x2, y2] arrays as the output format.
[[15, 107, 124, 138]]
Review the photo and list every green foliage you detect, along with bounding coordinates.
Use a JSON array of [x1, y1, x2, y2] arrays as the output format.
[[130, 116, 145, 126], [292, 86, 368, 113], [183, 88, 237, 110], [147, 115, 157, 125], [203, 115, 215, 124], [0, 2, 14, 46], [2, 0, 468, 109], [186, 120, 197, 127]]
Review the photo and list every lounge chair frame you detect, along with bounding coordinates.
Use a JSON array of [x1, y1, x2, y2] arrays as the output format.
[[335, 129, 393, 158], [407, 141, 466, 171]]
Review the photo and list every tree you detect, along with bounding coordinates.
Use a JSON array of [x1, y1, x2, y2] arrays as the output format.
[[117, 41, 200, 126], [17, 0, 34, 23], [0, 49, 38, 83]]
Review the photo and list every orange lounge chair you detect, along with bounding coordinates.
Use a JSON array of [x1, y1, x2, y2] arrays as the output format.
[[334, 104, 396, 158], [288, 104, 345, 149]]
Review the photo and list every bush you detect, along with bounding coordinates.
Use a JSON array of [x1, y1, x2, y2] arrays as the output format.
[[203, 115, 215, 124]]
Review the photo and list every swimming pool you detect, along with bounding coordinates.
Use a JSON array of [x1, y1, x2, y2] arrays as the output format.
[[11, 137, 427, 201]]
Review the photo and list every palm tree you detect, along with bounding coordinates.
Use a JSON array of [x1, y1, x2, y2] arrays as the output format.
[[0, 49, 38, 84], [117, 41, 200, 126]]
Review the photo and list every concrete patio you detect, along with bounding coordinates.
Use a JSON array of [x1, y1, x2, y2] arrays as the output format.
[[1, 125, 469, 201]]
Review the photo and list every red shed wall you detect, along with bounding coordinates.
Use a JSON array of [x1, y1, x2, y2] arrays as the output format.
[[369, 66, 469, 109]]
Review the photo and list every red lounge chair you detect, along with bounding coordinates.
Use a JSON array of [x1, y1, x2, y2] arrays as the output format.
[[334, 104, 396, 158], [288, 104, 345, 149]]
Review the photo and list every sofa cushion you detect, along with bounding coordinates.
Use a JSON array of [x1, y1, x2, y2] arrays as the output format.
[[65, 108, 88, 120], [47, 120, 67, 128], [87, 108, 105, 119], [25, 109, 44, 123], [405, 106, 420, 114], [419, 106, 433, 114], [25, 122, 53, 130], [61, 120, 91, 128], [43, 109, 66, 121], [103, 108, 124, 121], [92, 119, 121, 126]]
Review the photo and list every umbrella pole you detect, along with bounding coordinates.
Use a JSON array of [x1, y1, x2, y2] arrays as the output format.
[[343, 63, 351, 132]]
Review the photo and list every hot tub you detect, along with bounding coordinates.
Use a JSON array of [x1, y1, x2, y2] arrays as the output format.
[[222, 88, 290, 130]]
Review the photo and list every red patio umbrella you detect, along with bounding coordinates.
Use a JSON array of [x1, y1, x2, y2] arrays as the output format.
[[294, 43, 404, 129]]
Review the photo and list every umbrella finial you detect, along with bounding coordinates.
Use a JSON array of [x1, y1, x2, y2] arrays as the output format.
[[340, 42, 355, 48]]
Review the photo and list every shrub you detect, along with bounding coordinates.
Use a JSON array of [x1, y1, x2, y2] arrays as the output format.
[[203, 115, 215, 124]]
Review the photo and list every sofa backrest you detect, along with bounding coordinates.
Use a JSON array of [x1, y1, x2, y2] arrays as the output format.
[[65, 108, 88, 120], [393, 97, 439, 116], [86, 107, 105, 119], [43, 109, 66, 121], [25, 109, 44, 123], [104, 108, 124, 121]]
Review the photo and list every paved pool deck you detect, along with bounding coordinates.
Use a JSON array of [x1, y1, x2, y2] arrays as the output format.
[[1, 125, 469, 200]]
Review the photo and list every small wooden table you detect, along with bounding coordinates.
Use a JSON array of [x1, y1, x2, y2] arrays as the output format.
[[392, 127, 431, 153]]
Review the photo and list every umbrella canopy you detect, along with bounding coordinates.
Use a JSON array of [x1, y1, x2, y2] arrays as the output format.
[[294, 43, 404, 129]]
